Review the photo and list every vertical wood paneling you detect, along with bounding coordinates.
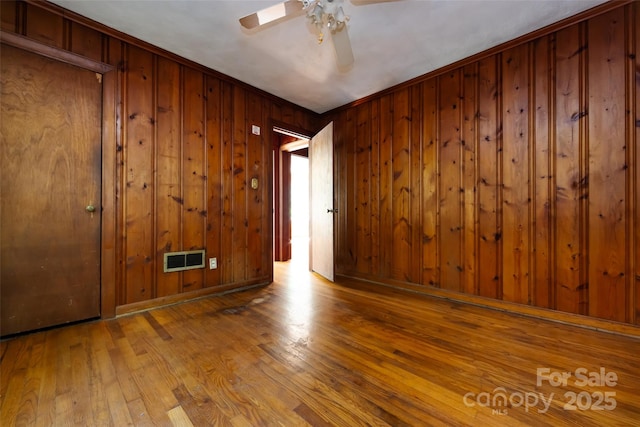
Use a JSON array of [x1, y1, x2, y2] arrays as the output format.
[[232, 87, 247, 283], [370, 100, 381, 277], [634, 4, 640, 325], [220, 81, 234, 285], [422, 80, 438, 287], [155, 58, 181, 298], [532, 36, 552, 309], [261, 99, 273, 279], [69, 22, 102, 62], [355, 104, 371, 274], [344, 109, 357, 270], [378, 95, 393, 279], [344, 110, 360, 269], [11, 0, 640, 325], [1, 1, 18, 33], [410, 85, 423, 283], [502, 45, 531, 305], [332, 112, 347, 272], [554, 25, 585, 314], [462, 64, 478, 295], [181, 68, 206, 292], [205, 76, 222, 288], [107, 36, 124, 311], [477, 56, 501, 298], [391, 88, 412, 282], [439, 71, 463, 291], [280, 105, 293, 124], [330, 4, 639, 326], [246, 92, 264, 279], [25, 3, 63, 48], [7, 1, 319, 313], [588, 9, 628, 322], [124, 45, 155, 303]]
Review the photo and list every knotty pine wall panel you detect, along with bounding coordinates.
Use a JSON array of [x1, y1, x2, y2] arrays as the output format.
[[5, 0, 318, 311], [0, 1, 18, 33], [220, 81, 235, 286], [369, 100, 381, 278], [554, 25, 586, 316], [156, 57, 182, 298], [181, 67, 207, 293], [391, 89, 413, 283], [246, 92, 266, 279], [439, 71, 463, 293], [204, 76, 223, 288], [378, 96, 394, 279], [24, 2, 63, 48], [410, 85, 423, 284], [531, 36, 552, 309], [587, 8, 628, 323], [421, 81, 439, 288], [231, 87, 248, 283], [501, 44, 531, 306], [331, 3, 640, 325], [476, 55, 502, 300], [124, 45, 155, 304], [69, 22, 103, 62], [636, 7, 640, 324], [338, 107, 360, 273], [355, 103, 372, 275], [462, 64, 479, 297]]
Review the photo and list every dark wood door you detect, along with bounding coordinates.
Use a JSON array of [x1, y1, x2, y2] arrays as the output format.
[[1, 45, 102, 336], [310, 122, 334, 281]]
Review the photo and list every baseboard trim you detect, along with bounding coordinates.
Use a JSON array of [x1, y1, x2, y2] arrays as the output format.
[[336, 274, 640, 339], [115, 279, 271, 317]]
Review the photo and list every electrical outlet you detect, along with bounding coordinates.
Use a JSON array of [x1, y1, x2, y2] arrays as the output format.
[[209, 257, 217, 270]]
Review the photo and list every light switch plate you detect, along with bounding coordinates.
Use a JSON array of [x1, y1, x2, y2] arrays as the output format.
[[251, 125, 261, 135]]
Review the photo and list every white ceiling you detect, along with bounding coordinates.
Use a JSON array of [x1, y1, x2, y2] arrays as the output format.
[[51, 0, 606, 113]]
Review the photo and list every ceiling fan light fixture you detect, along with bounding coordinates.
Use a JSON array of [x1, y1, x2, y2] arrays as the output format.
[[239, 0, 354, 69], [303, 0, 349, 44]]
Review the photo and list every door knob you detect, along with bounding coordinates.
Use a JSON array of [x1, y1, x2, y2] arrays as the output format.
[[86, 204, 96, 213]]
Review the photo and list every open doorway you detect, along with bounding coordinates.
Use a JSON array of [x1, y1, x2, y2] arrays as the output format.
[[272, 126, 310, 267], [290, 152, 309, 266], [272, 122, 335, 281]]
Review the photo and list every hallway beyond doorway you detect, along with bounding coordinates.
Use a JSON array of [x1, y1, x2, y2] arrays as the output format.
[[290, 154, 309, 267]]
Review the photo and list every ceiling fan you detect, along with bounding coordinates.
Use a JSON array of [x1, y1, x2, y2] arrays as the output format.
[[239, 0, 355, 69]]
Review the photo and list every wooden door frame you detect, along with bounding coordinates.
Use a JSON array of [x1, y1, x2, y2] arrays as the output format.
[[273, 142, 292, 262], [270, 122, 312, 263], [0, 31, 118, 318]]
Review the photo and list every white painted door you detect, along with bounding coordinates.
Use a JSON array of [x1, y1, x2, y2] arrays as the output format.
[[309, 122, 334, 281]]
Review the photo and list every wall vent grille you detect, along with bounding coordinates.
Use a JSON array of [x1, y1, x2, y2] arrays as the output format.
[[163, 250, 205, 273]]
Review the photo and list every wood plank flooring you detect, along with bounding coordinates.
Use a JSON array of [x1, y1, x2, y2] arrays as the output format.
[[2, 260, 640, 426]]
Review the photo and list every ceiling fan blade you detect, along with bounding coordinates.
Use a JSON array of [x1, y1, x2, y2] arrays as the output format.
[[331, 26, 354, 69], [239, 0, 304, 30]]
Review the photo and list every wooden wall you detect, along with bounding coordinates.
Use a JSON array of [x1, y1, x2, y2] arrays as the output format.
[[4, 1, 639, 328], [328, 3, 640, 326], [1, 1, 318, 313]]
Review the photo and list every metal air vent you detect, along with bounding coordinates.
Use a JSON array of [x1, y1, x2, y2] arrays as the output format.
[[163, 250, 205, 273]]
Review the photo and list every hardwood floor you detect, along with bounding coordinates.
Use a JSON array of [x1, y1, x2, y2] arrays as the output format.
[[2, 260, 639, 426]]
